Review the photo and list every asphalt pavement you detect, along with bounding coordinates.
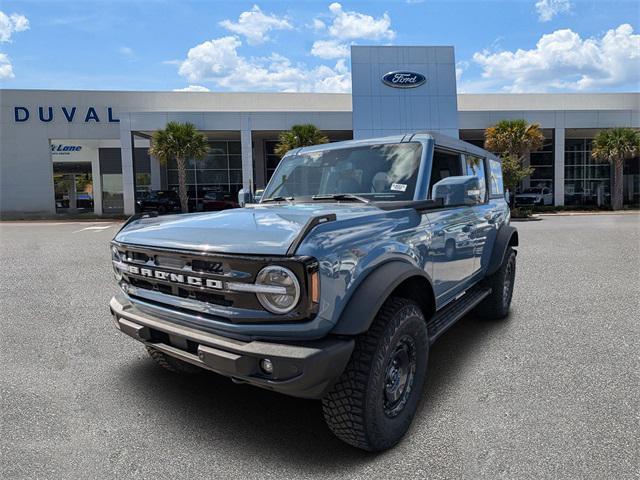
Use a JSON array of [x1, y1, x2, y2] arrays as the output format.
[[0, 214, 638, 479]]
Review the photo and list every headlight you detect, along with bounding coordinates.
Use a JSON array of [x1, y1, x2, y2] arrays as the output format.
[[255, 266, 300, 314], [111, 246, 123, 281]]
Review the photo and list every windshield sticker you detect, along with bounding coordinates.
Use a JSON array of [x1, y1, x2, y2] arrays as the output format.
[[391, 183, 407, 192]]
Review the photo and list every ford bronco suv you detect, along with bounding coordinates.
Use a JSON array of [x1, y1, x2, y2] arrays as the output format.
[[109, 132, 518, 451]]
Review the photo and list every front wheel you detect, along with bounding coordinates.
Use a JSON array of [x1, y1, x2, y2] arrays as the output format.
[[322, 298, 429, 451], [476, 246, 516, 319]]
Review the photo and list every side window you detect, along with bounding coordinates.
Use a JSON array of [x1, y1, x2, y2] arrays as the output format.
[[488, 159, 504, 196], [429, 149, 462, 195], [465, 154, 487, 202]]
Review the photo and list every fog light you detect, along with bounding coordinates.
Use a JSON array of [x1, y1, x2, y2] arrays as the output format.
[[260, 358, 274, 375]]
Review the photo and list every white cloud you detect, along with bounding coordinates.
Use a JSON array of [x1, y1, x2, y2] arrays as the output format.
[[311, 18, 326, 32], [0, 11, 29, 42], [118, 46, 138, 60], [177, 36, 350, 92], [455, 61, 468, 83], [472, 24, 640, 92], [311, 39, 350, 59], [535, 0, 571, 22], [308, 3, 395, 60], [219, 5, 292, 45], [325, 2, 395, 41], [178, 36, 243, 82], [0, 52, 14, 79], [173, 85, 211, 92]]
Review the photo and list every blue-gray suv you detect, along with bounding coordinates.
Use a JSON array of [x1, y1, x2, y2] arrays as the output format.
[[109, 132, 518, 451]]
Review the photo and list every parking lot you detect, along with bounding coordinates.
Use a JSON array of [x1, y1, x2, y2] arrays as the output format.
[[1, 214, 638, 479]]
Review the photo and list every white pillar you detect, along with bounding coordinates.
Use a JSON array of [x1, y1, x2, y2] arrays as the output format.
[[554, 128, 565, 206], [240, 115, 253, 192], [119, 116, 136, 215], [91, 150, 103, 215], [150, 155, 162, 190]]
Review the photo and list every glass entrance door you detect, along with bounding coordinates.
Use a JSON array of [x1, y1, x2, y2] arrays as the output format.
[[53, 162, 94, 213]]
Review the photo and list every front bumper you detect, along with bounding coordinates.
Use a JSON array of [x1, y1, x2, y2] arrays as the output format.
[[109, 295, 354, 399]]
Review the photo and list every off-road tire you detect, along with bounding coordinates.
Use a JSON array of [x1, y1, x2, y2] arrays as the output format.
[[476, 246, 516, 320], [322, 298, 429, 451], [146, 346, 204, 374]]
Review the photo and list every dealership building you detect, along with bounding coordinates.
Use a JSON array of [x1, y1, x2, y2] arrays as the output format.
[[1, 45, 639, 216]]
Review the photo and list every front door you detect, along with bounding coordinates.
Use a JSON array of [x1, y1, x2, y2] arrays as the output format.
[[427, 206, 479, 303], [53, 162, 94, 213]]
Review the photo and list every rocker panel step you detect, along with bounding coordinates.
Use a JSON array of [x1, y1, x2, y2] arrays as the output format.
[[427, 286, 492, 343]]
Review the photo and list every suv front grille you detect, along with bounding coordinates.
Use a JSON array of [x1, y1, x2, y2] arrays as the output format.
[[112, 242, 317, 323]]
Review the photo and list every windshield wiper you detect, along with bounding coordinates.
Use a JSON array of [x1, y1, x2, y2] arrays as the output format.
[[311, 194, 370, 203], [261, 196, 295, 203]]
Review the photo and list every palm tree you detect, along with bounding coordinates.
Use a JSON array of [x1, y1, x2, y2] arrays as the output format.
[[275, 124, 329, 157], [149, 122, 208, 213], [591, 128, 640, 210], [484, 119, 545, 198]]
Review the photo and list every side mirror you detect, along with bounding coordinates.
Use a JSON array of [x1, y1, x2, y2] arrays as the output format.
[[432, 176, 482, 207], [238, 188, 253, 207]]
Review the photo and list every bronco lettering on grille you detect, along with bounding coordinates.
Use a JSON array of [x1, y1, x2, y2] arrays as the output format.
[[127, 265, 223, 290]]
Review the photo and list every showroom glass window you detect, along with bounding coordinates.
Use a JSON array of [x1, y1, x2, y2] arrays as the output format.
[[623, 154, 640, 207], [565, 139, 611, 206], [529, 134, 554, 193], [264, 140, 282, 184], [166, 140, 242, 207]]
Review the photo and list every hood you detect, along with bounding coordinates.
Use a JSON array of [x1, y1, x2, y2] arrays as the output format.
[[114, 203, 381, 255]]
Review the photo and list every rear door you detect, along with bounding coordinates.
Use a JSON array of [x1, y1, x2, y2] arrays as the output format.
[[426, 148, 477, 304], [464, 154, 491, 276]]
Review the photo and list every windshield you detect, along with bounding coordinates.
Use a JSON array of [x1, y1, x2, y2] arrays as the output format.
[[262, 142, 423, 202]]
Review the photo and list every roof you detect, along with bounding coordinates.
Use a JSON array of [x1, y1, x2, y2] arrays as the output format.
[[294, 131, 500, 161]]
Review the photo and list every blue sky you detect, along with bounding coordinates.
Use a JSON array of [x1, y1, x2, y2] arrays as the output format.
[[0, 0, 638, 93]]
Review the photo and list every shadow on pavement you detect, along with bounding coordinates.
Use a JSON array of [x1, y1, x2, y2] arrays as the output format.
[[118, 311, 507, 469]]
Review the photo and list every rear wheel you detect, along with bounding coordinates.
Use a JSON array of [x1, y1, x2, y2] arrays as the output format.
[[322, 298, 429, 451], [476, 247, 516, 319], [146, 346, 204, 374]]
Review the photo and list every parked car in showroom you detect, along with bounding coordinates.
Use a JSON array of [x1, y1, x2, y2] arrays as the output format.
[[515, 187, 553, 206], [136, 190, 181, 214], [253, 188, 265, 203], [109, 132, 517, 451], [201, 191, 239, 211]]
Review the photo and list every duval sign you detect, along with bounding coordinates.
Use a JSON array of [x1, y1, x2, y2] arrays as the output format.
[[381, 71, 426, 88], [13, 106, 120, 123]]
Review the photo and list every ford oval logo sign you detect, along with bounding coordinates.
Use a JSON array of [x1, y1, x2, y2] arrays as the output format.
[[381, 71, 426, 88]]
